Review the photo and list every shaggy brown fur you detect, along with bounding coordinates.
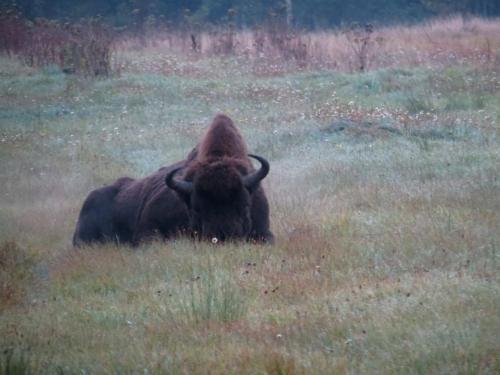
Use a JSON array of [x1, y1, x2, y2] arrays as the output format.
[[167, 114, 273, 243], [73, 160, 190, 246], [197, 114, 248, 160]]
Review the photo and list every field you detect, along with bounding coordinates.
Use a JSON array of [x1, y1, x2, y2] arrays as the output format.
[[1, 17, 499, 374]]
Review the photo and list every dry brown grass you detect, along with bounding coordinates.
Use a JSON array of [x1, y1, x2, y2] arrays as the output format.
[[0, 240, 36, 309], [117, 16, 500, 75]]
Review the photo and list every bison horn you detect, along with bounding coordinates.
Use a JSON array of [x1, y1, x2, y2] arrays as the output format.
[[165, 167, 193, 195], [243, 154, 270, 191]]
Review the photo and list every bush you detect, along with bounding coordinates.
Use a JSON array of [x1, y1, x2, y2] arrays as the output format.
[[0, 11, 115, 77], [0, 10, 28, 56], [343, 22, 384, 72]]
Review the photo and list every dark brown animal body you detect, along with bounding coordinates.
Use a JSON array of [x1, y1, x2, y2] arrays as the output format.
[[72, 160, 190, 246], [73, 114, 273, 246]]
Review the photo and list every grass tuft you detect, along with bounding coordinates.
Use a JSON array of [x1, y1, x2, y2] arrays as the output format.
[[0, 349, 32, 375], [176, 261, 249, 324]]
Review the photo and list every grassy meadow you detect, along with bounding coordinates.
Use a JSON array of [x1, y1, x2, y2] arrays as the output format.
[[0, 17, 499, 374]]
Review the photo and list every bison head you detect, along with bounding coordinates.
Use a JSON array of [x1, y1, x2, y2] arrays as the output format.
[[165, 154, 269, 242]]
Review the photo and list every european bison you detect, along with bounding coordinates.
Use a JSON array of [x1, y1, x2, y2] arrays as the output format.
[[73, 114, 273, 246], [166, 114, 273, 243]]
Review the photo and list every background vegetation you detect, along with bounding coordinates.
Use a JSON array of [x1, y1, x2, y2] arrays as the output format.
[[0, 11, 499, 375], [2, 0, 500, 30]]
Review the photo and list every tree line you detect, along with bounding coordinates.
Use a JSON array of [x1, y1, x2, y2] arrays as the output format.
[[3, 0, 500, 30]]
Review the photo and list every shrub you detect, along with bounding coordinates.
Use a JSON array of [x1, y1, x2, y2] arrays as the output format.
[[0, 12, 115, 77], [343, 22, 384, 72], [0, 9, 28, 56]]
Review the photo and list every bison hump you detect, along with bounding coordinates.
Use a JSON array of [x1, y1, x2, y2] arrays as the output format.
[[198, 114, 248, 159]]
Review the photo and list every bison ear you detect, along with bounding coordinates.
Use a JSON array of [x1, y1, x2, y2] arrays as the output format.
[[243, 154, 270, 193], [165, 167, 194, 196]]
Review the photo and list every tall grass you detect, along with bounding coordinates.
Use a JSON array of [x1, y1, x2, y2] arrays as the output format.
[[0, 349, 32, 375], [119, 16, 500, 74], [176, 262, 249, 324], [0, 241, 35, 310]]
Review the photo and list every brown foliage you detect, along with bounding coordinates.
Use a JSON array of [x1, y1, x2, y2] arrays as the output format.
[[0, 12, 115, 77], [0, 10, 28, 55]]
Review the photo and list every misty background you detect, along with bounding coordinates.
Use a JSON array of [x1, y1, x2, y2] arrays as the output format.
[[3, 0, 500, 30]]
